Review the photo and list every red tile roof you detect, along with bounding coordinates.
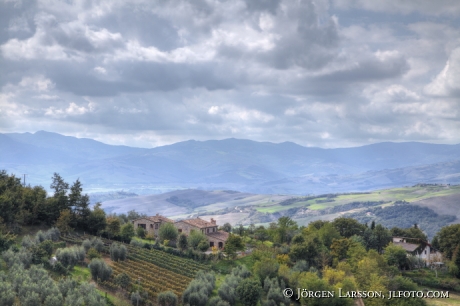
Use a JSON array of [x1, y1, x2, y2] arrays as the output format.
[[206, 230, 229, 241], [176, 218, 215, 229]]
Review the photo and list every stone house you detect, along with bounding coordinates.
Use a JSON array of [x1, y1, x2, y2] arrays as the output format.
[[133, 215, 229, 249], [392, 237, 443, 265], [132, 214, 174, 238], [174, 217, 229, 249]]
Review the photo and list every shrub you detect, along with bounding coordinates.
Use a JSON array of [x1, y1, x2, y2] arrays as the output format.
[[89, 258, 112, 282], [158, 290, 178, 306], [109, 243, 127, 262], [87, 248, 101, 260], [159, 223, 178, 243], [130, 239, 144, 248]]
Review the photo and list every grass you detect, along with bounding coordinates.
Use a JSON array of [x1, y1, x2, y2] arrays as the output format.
[[253, 185, 460, 216], [212, 254, 255, 274], [71, 265, 91, 282]]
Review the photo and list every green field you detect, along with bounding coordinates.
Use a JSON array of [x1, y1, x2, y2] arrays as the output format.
[[253, 185, 460, 214]]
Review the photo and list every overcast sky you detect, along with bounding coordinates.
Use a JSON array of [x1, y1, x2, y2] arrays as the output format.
[[1, 0, 460, 148]]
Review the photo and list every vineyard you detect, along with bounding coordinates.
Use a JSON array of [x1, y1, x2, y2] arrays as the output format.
[[60, 234, 210, 303]]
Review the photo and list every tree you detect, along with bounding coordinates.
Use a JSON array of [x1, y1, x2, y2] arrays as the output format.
[[384, 243, 408, 270], [120, 223, 135, 242], [223, 234, 245, 259], [236, 278, 261, 306], [110, 243, 127, 262], [158, 291, 178, 306], [159, 222, 178, 243], [136, 226, 146, 238], [89, 258, 112, 282], [87, 203, 107, 235], [253, 258, 279, 283], [276, 216, 298, 244], [56, 210, 73, 235], [433, 224, 460, 259], [178, 234, 188, 251], [188, 230, 208, 250], [332, 217, 366, 238], [222, 223, 232, 233], [115, 272, 131, 290], [106, 217, 121, 239]]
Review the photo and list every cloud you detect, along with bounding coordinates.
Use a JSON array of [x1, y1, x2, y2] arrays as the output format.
[[424, 48, 460, 97], [0, 0, 459, 148]]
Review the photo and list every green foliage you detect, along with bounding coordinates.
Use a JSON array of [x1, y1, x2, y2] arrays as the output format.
[[182, 271, 216, 306], [0, 231, 16, 252], [434, 223, 460, 259], [109, 243, 127, 262], [178, 233, 188, 251], [55, 246, 85, 269], [332, 217, 366, 238], [384, 243, 409, 270], [158, 290, 178, 306], [87, 203, 107, 235], [88, 258, 112, 282], [87, 248, 101, 260], [56, 209, 73, 235], [198, 239, 210, 252], [136, 226, 146, 238], [120, 222, 135, 242], [348, 204, 456, 240], [390, 226, 427, 240], [253, 258, 279, 283], [188, 230, 208, 250], [106, 217, 121, 239], [222, 223, 232, 233], [236, 278, 261, 306], [223, 234, 245, 259], [159, 222, 179, 243], [115, 272, 131, 289]]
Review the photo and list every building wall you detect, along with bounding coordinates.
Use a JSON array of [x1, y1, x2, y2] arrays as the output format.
[[132, 218, 166, 237], [174, 221, 200, 236], [207, 236, 225, 249]]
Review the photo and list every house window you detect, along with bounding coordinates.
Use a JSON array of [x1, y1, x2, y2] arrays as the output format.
[[207, 228, 210, 233], [178, 229, 182, 233], [139, 224, 146, 229], [155, 224, 159, 229], [210, 242, 214, 247], [150, 224, 153, 229], [425, 250, 427, 255]]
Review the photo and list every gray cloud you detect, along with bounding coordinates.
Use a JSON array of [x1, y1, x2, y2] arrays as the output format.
[[0, 0, 459, 148]]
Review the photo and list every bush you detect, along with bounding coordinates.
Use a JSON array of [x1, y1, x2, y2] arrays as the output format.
[[158, 290, 178, 306], [159, 223, 178, 243], [89, 258, 112, 282], [87, 248, 101, 260], [130, 239, 144, 248], [236, 278, 262, 306], [136, 227, 146, 238], [56, 246, 85, 269], [110, 243, 127, 262]]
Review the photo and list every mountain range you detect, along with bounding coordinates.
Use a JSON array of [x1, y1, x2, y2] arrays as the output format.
[[1, 131, 460, 195]]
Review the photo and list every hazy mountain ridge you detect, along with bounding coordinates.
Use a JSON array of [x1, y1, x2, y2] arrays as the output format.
[[1, 131, 460, 194]]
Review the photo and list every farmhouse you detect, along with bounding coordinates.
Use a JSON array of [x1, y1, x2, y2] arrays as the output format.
[[392, 237, 443, 265], [175, 217, 229, 249], [133, 215, 229, 249], [132, 213, 174, 237]]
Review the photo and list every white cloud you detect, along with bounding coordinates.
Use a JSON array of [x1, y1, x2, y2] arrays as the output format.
[[424, 48, 460, 97]]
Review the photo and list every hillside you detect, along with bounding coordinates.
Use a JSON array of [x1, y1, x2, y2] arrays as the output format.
[[1, 131, 460, 194], [101, 184, 460, 239]]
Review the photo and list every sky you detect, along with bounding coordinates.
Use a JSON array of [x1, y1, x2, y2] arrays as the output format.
[[1, 0, 460, 148]]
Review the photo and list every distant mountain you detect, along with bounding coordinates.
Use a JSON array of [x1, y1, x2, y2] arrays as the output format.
[[1, 131, 459, 194]]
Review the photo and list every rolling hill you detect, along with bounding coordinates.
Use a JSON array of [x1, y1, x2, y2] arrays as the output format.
[[1, 131, 460, 195]]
